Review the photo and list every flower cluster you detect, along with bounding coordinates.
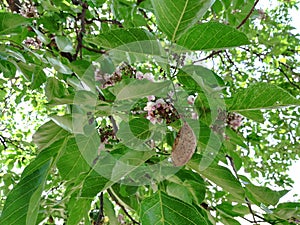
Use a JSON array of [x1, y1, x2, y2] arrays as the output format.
[[23, 37, 42, 49], [98, 125, 115, 143], [144, 98, 179, 124], [226, 113, 243, 130], [136, 71, 155, 82], [94, 62, 155, 88], [211, 109, 243, 139]]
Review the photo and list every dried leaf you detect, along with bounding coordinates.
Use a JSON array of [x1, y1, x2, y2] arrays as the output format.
[[171, 122, 197, 166]]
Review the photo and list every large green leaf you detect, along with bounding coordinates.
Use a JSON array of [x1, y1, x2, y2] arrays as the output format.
[[86, 28, 155, 49], [33, 120, 70, 150], [228, 83, 300, 112], [140, 191, 208, 224], [151, 0, 214, 41], [273, 202, 300, 220], [188, 155, 245, 200], [56, 138, 90, 180], [245, 184, 288, 206], [66, 197, 92, 225], [177, 22, 250, 50], [0, 12, 30, 35], [115, 79, 172, 101], [0, 160, 52, 225]]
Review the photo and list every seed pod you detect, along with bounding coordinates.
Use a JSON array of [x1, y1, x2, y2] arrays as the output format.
[[171, 122, 197, 166]]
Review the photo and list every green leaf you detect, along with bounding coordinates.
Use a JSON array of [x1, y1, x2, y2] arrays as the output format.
[[228, 83, 300, 112], [245, 184, 289, 206], [0, 12, 30, 35], [0, 160, 52, 225], [33, 120, 70, 151], [273, 202, 300, 220], [129, 117, 151, 140], [86, 28, 155, 49], [80, 170, 110, 197], [177, 65, 225, 90], [55, 36, 74, 53], [56, 138, 90, 180], [51, 115, 73, 133], [188, 156, 245, 200], [22, 138, 68, 178], [103, 196, 118, 225], [115, 79, 172, 101], [167, 182, 194, 204], [216, 202, 248, 217], [140, 191, 208, 225], [220, 216, 241, 225], [0, 60, 16, 78], [151, 0, 214, 41], [47, 57, 73, 74], [45, 77, 66, 101], [177, 22, 250, 50], [67, 197, 92, 225]]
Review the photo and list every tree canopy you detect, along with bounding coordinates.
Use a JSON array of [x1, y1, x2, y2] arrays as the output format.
[[0, 0, 300, 224]]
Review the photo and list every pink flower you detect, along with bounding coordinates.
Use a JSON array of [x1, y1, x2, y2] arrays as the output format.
[[187, 95, 195, 105], [143, 73, 154, 82], [136, 71, 144, 80], [147, 95, 155, 101]]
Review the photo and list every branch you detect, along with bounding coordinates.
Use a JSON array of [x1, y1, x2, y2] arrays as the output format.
[[99, 19, 123, 28], [107, 188, 140, 224], [193, 50, 223, 63], [236, 0, 260, 29], [74, 1, 89, 60]]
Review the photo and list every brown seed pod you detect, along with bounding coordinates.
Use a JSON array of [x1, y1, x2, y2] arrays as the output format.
[[171, 121, 197, 166]]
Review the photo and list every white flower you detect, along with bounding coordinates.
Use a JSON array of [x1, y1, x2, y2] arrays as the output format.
[[187, 95, 195, 105], [155, 98, 165, 105], [147, 95, 155, 101], [136, 71, 144, 80], [143, 73, 154, 82], [144, 102, 155, 111], [191, 112, 198, 120]]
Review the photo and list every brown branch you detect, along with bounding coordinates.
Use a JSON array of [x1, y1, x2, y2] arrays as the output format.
[[193, 50, 223, 63], [74, 1, 89, 60], [236, 0, 260, 29], [107, 188, 140, 225], [99, 19, 123, 28]]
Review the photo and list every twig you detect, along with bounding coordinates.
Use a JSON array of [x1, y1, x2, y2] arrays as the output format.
[[107, 188, 140, 224], [236, 0, 260, 29], [138, 8, 153, 32], [224, 50, 243, 76], [194, 50, 223, 63], [99, 19, 123, 28]]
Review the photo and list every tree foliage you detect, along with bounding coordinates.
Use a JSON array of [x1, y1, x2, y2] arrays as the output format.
[[0, 0, 300, 224]]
